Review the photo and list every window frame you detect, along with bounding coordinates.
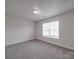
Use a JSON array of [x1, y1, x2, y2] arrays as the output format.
[[42, 21, 59, 39]]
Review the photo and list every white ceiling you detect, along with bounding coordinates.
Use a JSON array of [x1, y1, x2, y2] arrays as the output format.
[[5, 0, 74, 21]]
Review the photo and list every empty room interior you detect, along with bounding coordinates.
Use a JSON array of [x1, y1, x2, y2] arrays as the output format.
[[5, 0, 74, 59]]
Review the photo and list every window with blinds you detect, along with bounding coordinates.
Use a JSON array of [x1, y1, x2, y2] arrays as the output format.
[[42, 21, 59, 39]]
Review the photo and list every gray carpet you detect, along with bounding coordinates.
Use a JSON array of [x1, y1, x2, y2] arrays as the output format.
[[5, 39, 74, 59]]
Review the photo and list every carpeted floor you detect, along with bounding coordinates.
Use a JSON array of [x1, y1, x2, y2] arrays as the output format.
[[5, 39, 74, 59]]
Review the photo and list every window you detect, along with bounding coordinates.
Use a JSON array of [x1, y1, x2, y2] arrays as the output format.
[[42, 21, 59, 39]]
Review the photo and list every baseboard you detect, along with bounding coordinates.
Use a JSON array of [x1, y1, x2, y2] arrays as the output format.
[[5, 39, 74, 51], [34, 39, 74, 51], [5, 39, 34, 47]]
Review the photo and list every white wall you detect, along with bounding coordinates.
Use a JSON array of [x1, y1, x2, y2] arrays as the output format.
[[5, 16, 35, 46], [35, 11, 74, 50]]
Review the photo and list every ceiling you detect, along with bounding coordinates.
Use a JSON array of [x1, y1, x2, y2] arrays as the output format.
[[5, 0, 74, 21]]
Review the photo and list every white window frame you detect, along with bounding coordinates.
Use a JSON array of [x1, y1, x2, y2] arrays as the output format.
[[42, 21, 59, 39]]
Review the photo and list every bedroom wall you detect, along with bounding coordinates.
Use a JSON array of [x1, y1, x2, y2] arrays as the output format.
[[5, 15, 35, 46], [35, 11, 74, 50]]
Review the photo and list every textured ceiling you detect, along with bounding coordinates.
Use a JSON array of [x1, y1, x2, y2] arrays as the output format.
[[5, 0, 74, 21]]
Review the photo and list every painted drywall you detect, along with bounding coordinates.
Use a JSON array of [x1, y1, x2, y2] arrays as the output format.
[[35, 11, 74, 50], [5, 15, 35, 46]]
